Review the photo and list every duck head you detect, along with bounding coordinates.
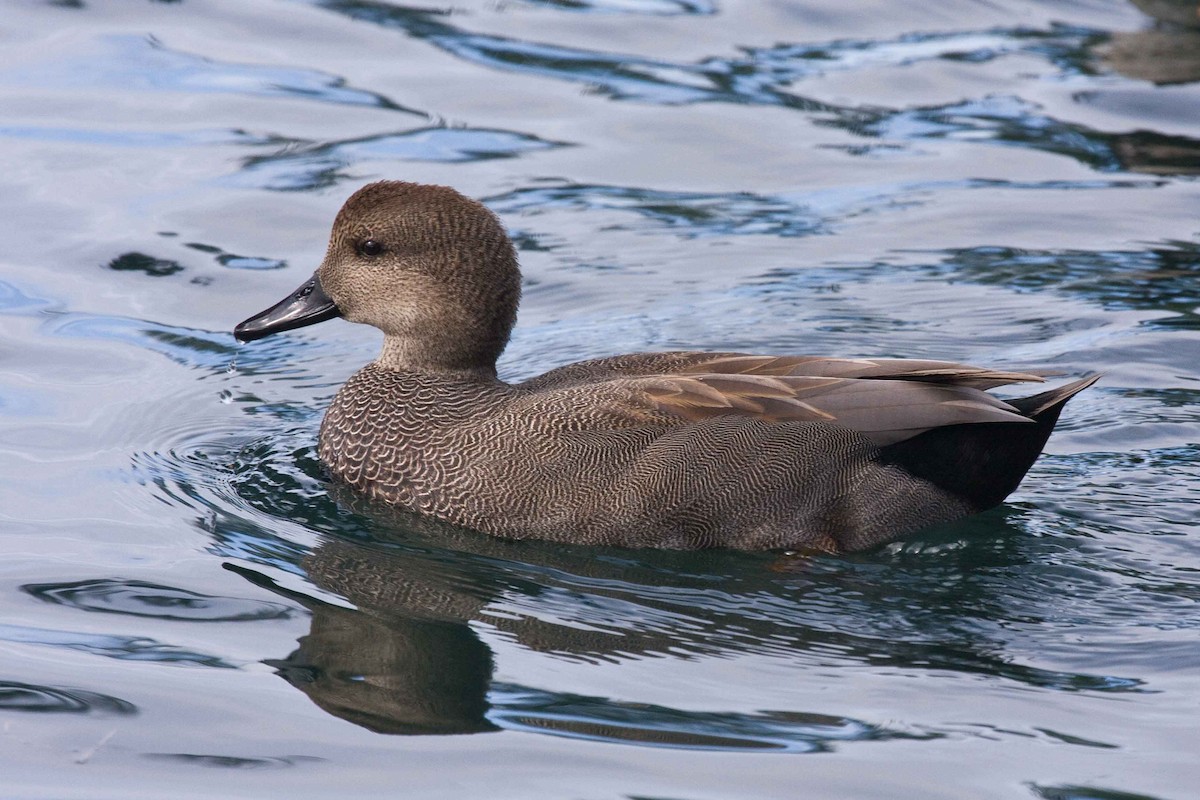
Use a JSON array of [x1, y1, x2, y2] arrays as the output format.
[[234, 181, 521, 375]]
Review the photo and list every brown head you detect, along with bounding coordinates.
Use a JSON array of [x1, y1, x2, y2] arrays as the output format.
[[235, 181, 521, 375]]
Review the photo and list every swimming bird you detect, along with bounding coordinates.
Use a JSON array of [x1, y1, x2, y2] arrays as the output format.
[[234, 181, 1096, 552]]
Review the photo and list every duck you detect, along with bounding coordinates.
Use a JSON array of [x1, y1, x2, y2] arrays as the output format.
[[234, 180, 1097, 552]]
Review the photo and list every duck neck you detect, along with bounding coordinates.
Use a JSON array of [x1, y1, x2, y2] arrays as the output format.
[[375, 335, 501, 381]]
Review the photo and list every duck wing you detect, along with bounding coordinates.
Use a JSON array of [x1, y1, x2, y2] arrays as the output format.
[[618, 372, 1033, 446], [675, 354, 1047, 390], [521, 352, 1050, 447], [522, 351, 1046, 392]]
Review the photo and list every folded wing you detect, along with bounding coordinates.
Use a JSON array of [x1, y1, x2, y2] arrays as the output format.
[[629, 372, 1033, 446], [517, 351, 1051, 447]]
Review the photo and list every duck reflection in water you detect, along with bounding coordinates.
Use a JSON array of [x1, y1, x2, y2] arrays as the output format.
[[254, 567, 498, 737], [221, 487, 1142, 749]]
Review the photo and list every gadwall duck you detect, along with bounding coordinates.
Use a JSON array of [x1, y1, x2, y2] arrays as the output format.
[[235, 181, 1096, 552]]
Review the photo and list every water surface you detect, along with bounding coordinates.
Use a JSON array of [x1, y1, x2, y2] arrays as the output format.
[[0, 0, 1198, 797]]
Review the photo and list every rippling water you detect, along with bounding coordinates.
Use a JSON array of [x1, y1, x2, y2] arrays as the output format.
[[1, 0, 1198, 797]]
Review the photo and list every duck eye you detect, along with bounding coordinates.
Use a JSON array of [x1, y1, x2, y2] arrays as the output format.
[[358, 239, 384, 257]]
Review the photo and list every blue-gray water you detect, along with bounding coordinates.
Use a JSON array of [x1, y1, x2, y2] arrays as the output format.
[[1, 0, 1198, 797]]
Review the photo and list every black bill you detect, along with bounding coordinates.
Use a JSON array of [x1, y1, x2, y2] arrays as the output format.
[[234, 272, 342, 343]]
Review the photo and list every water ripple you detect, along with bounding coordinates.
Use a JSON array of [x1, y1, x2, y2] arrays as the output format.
[[1030, 783, 1170, 800], [1064, 448, 1200, 540], [235, 127, 567, 192], [183, 242, 286, 271], [859, 96, 1200, 175], [0, 278, 57, 316], [22, 578, 295, 622], [142, 753, 323, 769], [45, 311, 340, 376], [106, 252, 184, 277], [927, 245, 1200, 326], [314, 4, 1096, 111], [488, 683, 935, 752], [299, 8, 1200, 176], [488, 182, 824, 238], [0, 125, 270, 149], [19, 34, 420, 114], [0, 623, 238, 668], [518, 0, 716, 15], [0, 681, 137, 715]]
